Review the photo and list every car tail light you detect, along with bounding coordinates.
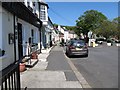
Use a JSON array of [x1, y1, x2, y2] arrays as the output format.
[[69, 46, 75, 49]]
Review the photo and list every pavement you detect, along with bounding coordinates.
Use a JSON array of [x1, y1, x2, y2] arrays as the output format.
[[20, 45, 83, 89]]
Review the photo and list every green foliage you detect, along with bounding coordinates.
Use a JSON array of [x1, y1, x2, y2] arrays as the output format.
[[53, 23, 58, 27], [65, 26, 76, 31], [94, 17, 119, 40], [76, 10, 107, 35], [112, 17, 120, 40], [94, 20, 117, 39]]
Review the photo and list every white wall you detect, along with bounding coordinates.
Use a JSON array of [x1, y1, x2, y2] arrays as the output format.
[[0, 8, 15, 71], [64, 31, 69, 42], [0, 3, 2, 70], [0, 4, 2, 49]]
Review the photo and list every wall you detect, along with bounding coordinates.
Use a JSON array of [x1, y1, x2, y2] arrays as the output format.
[[0, 7, 15, 71], [0, 3, 2, 70], [41, 26, 46, 49], [18, 18, 40, 56], [0, 4, 2, 49], [64, 31, 69, 43]]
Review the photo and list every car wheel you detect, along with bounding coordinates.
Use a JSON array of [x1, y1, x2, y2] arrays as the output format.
[[67, 52, 72, 58], [84, 54, 88, 57], [65, 51, 68, 55]]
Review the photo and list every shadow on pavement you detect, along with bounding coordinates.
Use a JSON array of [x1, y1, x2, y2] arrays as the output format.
[[65, 54, 88, 59]]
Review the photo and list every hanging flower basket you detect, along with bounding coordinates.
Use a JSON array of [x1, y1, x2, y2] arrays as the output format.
[[19, 63, 26, 72]]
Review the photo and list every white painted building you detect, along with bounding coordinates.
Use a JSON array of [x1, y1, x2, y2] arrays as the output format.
[[52, 28, 59, 44], [68, 30, 77, 39], [64, 29, 69, 43], [57, 25, 65, 42], [39, 2, 55, 49], [0, 1, 42, 71], [39, 2, 49, 49]]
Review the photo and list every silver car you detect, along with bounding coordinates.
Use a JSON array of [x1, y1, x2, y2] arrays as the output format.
[[65, 39, 88, 57]]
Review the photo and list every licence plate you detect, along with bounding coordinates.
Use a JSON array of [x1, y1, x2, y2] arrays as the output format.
[[76, 48, 82, 50]]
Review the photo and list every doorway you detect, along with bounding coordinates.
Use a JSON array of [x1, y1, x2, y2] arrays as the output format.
[[17, 23, 23, 59]]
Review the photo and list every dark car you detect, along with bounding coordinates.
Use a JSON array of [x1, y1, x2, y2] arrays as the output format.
[[65, 39, 88, 57]]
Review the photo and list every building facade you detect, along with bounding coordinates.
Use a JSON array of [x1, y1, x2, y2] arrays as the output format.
[[0, 1, 42, 89]]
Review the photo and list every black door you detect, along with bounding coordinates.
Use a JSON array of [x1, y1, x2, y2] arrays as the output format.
[[17, 23, 23, 59]]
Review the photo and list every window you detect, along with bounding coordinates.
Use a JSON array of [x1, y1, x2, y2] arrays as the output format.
[[33, 2, 35, 6], [40, 11, 46, 20], [40, 5, 46, 20], [27, 2, 30, 6], [33, 2, 36, 13], [41, 5, 45, 10]]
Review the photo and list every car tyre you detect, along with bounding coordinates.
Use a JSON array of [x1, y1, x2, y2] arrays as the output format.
[[84, 54, 88, 57], [66, 51, 71, 58]]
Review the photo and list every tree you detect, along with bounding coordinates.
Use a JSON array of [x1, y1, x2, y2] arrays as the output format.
[[76, 10, 107, 35], [94, 20, 117, 39], [64, 26, 79, 36], [65, 26, 76, 31], [112, 17, 120, 40], [53, 23, 58, 28]]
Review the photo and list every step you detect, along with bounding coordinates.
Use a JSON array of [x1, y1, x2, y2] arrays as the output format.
[[25, 59, 38, 67], [28, 61, 48, 71]]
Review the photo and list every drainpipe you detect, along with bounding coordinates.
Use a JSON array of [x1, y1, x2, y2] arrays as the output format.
[[13, 14, 16, 63], [39, 23, 42, 53], [39, 2, 42, 53]]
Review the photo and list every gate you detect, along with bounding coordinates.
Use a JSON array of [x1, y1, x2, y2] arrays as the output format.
[[0, 62, 21, 90]]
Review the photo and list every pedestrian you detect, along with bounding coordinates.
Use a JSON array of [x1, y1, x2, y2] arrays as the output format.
[[84, 35, 89, 45], [61, 38, 64, 46]]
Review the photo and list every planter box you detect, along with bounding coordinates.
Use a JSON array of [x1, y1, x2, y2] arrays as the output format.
[[19, 63, 26, 72], [31, 52, 38, 59], [107, 43, 111, 46]]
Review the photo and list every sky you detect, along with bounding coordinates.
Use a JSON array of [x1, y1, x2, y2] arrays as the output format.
[[47, 2, 118, 26]]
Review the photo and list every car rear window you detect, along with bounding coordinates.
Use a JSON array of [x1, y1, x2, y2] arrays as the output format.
[[71, 40, 85, 46]]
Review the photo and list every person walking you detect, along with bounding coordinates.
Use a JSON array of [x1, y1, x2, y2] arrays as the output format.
[[84, 35, 89, 45]]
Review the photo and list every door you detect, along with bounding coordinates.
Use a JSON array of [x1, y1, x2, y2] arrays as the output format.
[[17, 23, 23, 59]]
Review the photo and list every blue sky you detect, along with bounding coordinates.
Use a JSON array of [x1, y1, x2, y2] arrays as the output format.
[[47, 2, 118, 26]]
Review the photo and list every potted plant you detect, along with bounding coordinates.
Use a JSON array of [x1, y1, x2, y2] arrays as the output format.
[[19, 62, 26, 72], [0, 49, 5, 57], [31, 51, 38, 59]]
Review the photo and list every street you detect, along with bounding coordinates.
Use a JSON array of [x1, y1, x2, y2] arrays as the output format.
[[63, 45, 118, 88], [21, 44, 118, 88]]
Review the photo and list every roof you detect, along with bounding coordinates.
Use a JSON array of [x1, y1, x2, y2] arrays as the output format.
[[39, 2, 49, 8], [69, 30, 75, 34], [57, 30, 64, 35]]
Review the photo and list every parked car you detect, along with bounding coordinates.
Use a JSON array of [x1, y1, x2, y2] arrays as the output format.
[[65, 39, 88, 57], [95, 38, 105, 44]]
